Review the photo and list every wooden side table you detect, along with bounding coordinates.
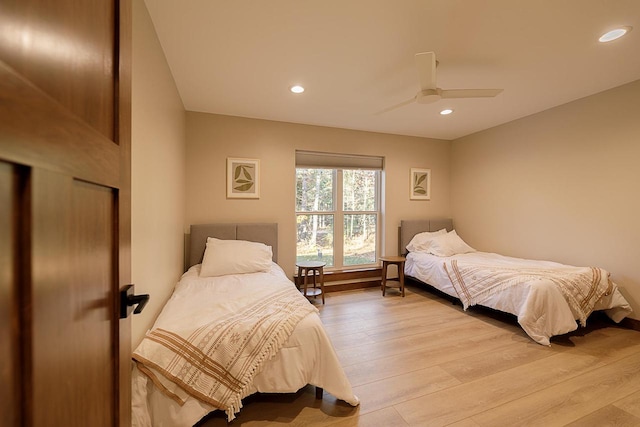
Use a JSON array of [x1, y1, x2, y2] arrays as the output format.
[[296, 261, 326, 304], [380, 256, 406, 297]]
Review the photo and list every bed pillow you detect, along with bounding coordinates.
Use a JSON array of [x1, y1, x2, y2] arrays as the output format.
[[406, 228, 447, 253], [427, 230, 476, 257], [200, 237, 273, 277]]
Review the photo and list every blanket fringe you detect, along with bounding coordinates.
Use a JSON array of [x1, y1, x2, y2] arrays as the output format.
[[226, 311, 302, 421]]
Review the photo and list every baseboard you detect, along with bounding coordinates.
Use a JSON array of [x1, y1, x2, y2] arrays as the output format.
[[621, 316, 640, 332], [294, 267, 382, 292], [324, 280, 380, 293]]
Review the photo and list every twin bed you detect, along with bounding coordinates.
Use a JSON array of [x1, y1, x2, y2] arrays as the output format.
[[131, 223, 358, 427], [400, 219, 632, 346]]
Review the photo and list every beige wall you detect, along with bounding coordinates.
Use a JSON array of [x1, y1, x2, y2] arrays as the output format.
[[131, 0, 186, 346], [451, 80, 640, 320], [185, 112, 451, 278]]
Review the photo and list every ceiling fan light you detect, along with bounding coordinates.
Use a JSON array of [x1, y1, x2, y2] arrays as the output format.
[[599, 27, 632, 43], [440, 109, 454, 115], [290, 85, 305, 94]]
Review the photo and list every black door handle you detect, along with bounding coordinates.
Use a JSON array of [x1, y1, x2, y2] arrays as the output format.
[[120, 284, 150, 318]]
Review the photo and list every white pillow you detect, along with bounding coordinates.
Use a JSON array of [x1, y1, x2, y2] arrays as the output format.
[[427, 230, 476, 257], [200, 237, 273, 277], [406, 228, 447, 253]]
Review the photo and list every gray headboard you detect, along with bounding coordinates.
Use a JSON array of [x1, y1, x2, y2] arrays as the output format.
[[186, 223, 278, 271], [399, 219, 454, 255]]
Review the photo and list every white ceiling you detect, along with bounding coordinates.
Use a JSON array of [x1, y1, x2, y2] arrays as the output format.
[[143, 0, 640, 140]]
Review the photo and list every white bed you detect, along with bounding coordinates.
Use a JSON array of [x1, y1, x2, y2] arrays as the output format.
[[401, 219, 633, 346], [131, 223, 358, 427]]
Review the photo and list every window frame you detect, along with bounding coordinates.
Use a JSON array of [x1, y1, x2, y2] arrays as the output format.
[[296, 167, 381, 270]]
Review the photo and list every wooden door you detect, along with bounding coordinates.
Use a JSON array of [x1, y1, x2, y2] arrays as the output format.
[[0, 162, 19, 426], [0, 1, 132, 426]]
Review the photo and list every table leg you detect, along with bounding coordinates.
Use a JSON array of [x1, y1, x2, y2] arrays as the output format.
[[319, 267, 325, 304], [303, 268, 309, 297], [312, 269, 317, 300], [382, 262, 388, 296]]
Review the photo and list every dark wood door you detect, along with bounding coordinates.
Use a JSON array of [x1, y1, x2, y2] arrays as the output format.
[[0, 1, 131, 426], [0, 162, 19, 426]]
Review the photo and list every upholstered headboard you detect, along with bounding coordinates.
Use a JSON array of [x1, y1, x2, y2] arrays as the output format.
[[399, 219, 454, 255], [186, 223, 278, 271]]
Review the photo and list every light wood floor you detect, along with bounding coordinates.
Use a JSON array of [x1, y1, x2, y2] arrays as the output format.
[[200, 283, 640, 426]]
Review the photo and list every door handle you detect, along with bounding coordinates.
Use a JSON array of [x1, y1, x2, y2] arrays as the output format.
[[120, 284, 150, 318]]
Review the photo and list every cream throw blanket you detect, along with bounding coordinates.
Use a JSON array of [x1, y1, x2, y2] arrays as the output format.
[[444, 259, 613, 326], [133, 287, 316, 421]]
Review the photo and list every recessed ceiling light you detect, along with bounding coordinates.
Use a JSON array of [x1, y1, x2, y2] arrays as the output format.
[[440, 109, 454, 115], [599, 26, 632, 43], [290, 85, 305, 94]]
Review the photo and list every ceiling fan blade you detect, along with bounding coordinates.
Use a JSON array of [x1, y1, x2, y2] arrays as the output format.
[[440, 89, 504, 99], [375, 97, 415, 115], [414, 52, 437, 91]]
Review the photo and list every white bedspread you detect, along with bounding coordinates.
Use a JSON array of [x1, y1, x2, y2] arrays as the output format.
[[405, 251, 632, 346], [132, 263, 359, 427]]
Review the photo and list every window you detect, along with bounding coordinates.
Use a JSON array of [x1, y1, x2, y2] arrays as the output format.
[[295, 151, 382, 269]]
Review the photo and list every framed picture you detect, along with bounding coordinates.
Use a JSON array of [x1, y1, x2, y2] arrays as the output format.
[[410, 168, 431, 200], [227, 158, 260, 199]]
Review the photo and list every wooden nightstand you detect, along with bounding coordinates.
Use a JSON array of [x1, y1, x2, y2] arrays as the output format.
[[380, 256, 406, 297], [296, 261, 326, 304]]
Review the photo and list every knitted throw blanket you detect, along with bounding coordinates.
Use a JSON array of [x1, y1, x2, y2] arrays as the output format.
[[133, 287, 316, 421], [444, 259, 613, 326]]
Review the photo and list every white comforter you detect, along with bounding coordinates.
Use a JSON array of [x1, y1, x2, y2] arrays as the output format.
[[132, 263, 359, 427], [405, 251, 632, 346]]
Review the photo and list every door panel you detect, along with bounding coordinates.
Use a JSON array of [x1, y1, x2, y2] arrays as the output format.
[[31, 170, 115, 427], [0, 60, 120, 189], [0, 0, 131, 425], [0, 162, 18, 427], [0, 0, 116, 140]]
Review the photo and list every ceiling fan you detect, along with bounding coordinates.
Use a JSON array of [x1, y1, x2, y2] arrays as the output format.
[[378, 52, 503, 113]]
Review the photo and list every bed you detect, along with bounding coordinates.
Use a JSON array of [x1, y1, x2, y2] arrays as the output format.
[[131, 223, 359, 427], [400, 219, 633, 346]]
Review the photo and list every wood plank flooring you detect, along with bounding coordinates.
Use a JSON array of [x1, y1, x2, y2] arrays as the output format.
[[199, 284, 640, 426]]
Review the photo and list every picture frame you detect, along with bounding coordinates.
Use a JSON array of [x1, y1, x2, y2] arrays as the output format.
[[410, 168, 431, 200], [227, 158, 260, 199]]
